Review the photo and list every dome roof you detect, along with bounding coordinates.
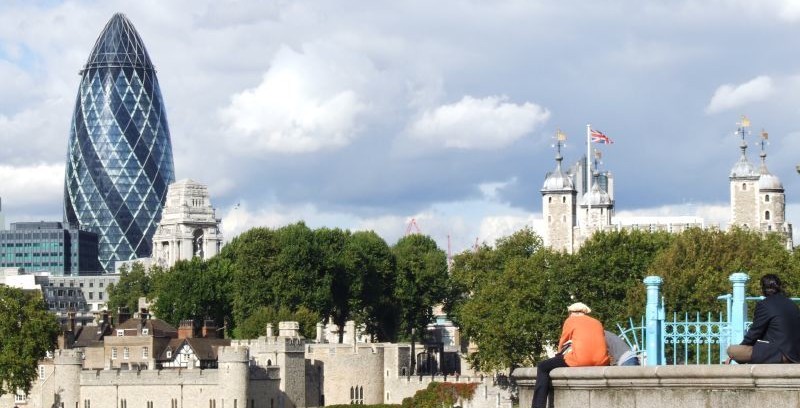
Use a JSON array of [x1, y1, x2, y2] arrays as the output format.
[[759, 173, 783, 191], [582, 182, 612, 206], [541, 155, 574, 192], [730, 156, 758, 179]]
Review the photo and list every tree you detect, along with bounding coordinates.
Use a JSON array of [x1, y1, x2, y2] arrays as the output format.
[[344, 231, 398, 342], [150, 256, 234, 333], [392, 234, 449, 373], [107, 262, 152, 315], [566, 229, 674, 326], [0, 286, 59, 397], [315, 227, 350, 343], [631, 227, 799, 315], [235, 305, 320, 339], [448, 228, 568, 371]]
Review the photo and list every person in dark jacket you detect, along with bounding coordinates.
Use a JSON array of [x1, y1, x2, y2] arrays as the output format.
[[727, 274, 800, 364]]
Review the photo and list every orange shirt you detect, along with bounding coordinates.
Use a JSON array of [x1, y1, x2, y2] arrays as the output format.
[[558, 314, 610, 367]]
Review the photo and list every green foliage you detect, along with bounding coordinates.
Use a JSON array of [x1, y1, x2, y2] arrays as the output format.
[[392, 234, 449, 340], [234, 305, 320, 339], [401, 382, 478, 408], [448, 228, 567, 370], [344, 231, 397, 341], [151, 256, 233, 333], [568, 229, 674, 326], [0, 286, 59, 396], [107, 262, 152, 314], [632, 227, 800, 315]]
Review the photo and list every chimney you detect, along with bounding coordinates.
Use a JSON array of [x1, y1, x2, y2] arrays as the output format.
[[178, 320, 194, 339], [117, 307, 131, 325], [201, 320, 217, 339], [266, 323, 273, 337], [67, 309, 77, 334]]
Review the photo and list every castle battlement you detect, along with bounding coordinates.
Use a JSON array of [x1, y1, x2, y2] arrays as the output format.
[[232, 336, 306, 352], [217, 346, 249, 363], [306, 343, 385, 356], [80, 368, 220, 385]]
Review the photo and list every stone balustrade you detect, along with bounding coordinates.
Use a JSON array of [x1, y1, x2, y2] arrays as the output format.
[[512, 365, 800, 408]]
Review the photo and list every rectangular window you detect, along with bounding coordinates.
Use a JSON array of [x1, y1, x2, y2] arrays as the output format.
[[117, 330, 124, 336], [14, 392, 26, 402], [123, 347, 129, 359], [142, 347, 149, 359], [39, 365, 46, 380], [111, 348, 117, 359], [84, 400, 91, 408], [99, 292, 103, 300], [88, 292, 93, 300]]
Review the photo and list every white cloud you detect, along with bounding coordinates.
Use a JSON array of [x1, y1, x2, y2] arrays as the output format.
[[706, 76, 774, 114], [408, 95, 550, 149], [219, 44, 370, 154], [0, 163, 63, 210]]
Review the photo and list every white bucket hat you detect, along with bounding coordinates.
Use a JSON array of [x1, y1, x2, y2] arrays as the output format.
[[567, 302, 591, 314]]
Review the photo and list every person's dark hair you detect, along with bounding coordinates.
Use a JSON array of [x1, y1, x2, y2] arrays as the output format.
[[761, 274, 783, 296]]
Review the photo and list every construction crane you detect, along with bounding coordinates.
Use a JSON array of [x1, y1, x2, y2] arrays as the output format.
[[405, 218, 421, 236]]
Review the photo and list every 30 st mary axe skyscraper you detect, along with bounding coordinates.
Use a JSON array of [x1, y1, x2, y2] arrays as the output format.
[[64, 13, 175, 273]]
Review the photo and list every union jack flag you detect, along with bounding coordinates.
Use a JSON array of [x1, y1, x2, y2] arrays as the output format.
[[590, 129, 613, 144]]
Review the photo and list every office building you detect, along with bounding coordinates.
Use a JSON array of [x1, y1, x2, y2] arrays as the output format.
[[63, 13, 175, 272]]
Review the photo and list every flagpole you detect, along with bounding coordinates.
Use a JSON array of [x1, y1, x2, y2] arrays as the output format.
[[586, 124, 592, 217]]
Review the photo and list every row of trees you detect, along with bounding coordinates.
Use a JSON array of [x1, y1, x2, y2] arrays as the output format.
[[108, 222, 450, 348], [108, 223, 800, 374], [446, 227, 800, 372]]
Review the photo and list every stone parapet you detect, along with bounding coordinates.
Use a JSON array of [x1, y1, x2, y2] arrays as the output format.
[[81, 368, 220, 386], [513, 365, 800, 408]]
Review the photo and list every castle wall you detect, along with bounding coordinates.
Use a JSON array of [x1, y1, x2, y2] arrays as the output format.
[[306, 344, 385, 406], [234, 336, 307, 408]]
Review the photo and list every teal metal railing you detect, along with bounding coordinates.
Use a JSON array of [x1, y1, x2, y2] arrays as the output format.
[[641, 272, 800, 365]]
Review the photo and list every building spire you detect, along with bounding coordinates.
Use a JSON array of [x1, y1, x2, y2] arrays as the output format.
[[759, 129, 769, 174], [730, 115, 758, 179]]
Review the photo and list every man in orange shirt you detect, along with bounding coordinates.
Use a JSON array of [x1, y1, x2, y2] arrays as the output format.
[[532, 302, 610, 408]]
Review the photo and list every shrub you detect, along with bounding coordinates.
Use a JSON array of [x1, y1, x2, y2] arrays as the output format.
[[401, 382, 478, 408]]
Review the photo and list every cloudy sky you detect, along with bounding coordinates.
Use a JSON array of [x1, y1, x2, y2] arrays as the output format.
[[2, 0, 800, 252]]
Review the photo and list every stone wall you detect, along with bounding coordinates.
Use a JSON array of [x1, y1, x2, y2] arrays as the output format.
[[513, 364, 800, 408], [306, 343, 386, 406]]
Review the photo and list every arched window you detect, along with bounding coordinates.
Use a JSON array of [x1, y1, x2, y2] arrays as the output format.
[[742, 183, 747, 190], [562, 196, 566, 203], [548, 197, 552, 203], [350, 387, 354, 400], [547, 216, 552, 223], [765, 194, 770, 202], [765, 211, 771, 221], [562, 215, 566, 222]]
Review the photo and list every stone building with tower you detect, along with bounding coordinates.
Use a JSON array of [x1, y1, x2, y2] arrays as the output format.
[[540, 119, 790, 253], [151, 179, 224, 268]]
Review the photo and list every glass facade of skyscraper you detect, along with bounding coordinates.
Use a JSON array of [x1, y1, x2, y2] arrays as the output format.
[[0, 222, 101, 275], [64, 13, 175, 272]]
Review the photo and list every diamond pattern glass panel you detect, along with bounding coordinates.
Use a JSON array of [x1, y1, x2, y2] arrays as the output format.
[[64, 13, 175, 273]]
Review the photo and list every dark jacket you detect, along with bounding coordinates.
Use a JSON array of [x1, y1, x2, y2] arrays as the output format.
[[741, 293, 800, 363]]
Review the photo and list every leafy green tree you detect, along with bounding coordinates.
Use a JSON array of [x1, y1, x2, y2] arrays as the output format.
[[315, 227, 350, 343], [566, 229, 674, 326], [392, 234, 449, 373], [107, 262, 152, 314], [448, 228, 569, 370], [633, 227, 799, 315], [235, 305, 320, 339], [345, 231, 398, 342], [0, 286, 59, 396], [150, 256, 234, 333]]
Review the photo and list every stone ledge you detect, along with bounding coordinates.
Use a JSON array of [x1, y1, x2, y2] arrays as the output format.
[[513, 364, 800, 408]]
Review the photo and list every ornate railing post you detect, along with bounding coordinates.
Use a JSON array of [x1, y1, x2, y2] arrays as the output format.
[[644, 276, 663, 366], [729, 272, 750, 346]]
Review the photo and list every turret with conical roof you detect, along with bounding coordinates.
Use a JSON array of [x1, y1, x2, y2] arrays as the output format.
[[755, 131, 792, 247], [541, 131, 577, 253]]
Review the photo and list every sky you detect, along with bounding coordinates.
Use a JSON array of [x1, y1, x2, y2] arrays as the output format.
[[1, 0, 800, 253]]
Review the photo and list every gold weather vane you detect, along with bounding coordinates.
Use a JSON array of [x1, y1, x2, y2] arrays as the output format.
[[556, 129, 567, 141], [739, 115, 751, 128], [761, 129, 769, 140]]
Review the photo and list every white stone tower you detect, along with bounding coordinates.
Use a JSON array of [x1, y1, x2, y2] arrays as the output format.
[[756, 131, 793, 248], [730, 117, 761, 229], [580, 172, 613, 234], [541, 132, 577, 253], [152, 179, 223, 267]]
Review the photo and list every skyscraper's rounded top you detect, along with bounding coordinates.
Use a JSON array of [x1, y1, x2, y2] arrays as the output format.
[[83, 13, 154, 71]]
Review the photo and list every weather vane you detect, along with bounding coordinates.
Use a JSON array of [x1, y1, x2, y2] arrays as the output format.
[[553, 129, 567, 156], [736, 115, 751, 144]]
